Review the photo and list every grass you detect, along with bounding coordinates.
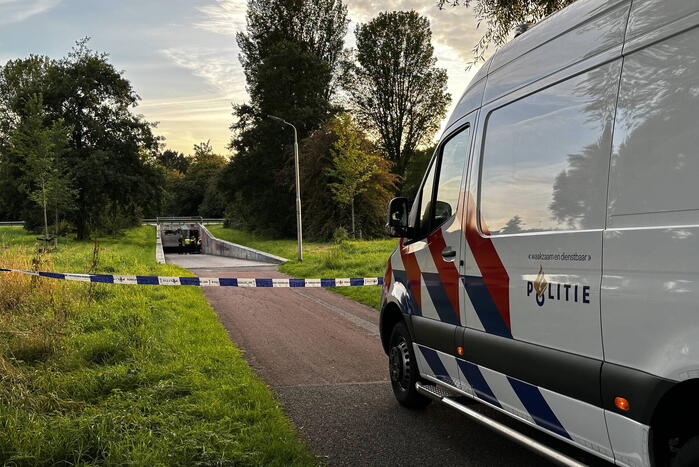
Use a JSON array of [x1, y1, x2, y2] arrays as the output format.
[[0, 226, 315, 466], [206, 226, 397, 309]]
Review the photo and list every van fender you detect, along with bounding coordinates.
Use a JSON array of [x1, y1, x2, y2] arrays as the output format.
[[379, 280, 415, 353], [649, 326, 699, 383]]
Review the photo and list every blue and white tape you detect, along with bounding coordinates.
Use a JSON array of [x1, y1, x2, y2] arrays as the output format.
[[0, 268, 384, 288]]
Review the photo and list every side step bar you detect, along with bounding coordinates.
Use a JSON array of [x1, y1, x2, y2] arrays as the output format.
[[415, 382, 585, 467]]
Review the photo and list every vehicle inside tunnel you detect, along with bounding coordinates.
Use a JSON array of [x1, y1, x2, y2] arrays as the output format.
[[161, 226, 202, 254]]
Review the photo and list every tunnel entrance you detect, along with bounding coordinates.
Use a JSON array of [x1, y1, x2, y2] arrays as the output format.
[[156, 216, 287, 265], [158, 217, 203, 255]]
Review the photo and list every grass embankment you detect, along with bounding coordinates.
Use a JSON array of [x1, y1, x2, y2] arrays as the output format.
[[206, 226, 397, 309], [0, 226, 314, 466]]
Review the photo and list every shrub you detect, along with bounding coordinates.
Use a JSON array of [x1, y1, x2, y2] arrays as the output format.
[[332, 226, 349, 244]]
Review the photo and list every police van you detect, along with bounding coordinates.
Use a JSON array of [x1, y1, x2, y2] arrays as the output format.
[[381, 0, 699, 465]]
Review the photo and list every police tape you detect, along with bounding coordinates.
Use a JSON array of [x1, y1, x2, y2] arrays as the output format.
[[0, 267, 384, 288]]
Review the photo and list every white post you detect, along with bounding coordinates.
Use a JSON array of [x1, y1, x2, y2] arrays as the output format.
[[269, 115, 303, 262], [292, 125, 303, 262]]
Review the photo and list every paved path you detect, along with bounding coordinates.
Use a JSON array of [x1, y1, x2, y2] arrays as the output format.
[[182, 259, 611, 466], [165, 253, 272, 269]]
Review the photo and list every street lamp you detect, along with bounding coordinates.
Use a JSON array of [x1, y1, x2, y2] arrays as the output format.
[[269, 115, 303, 262]]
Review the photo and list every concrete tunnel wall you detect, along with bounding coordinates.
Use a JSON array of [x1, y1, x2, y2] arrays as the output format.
[[157, 223, 287, 265], [155, 224, 166, 264], [198, 224, 287, 264]]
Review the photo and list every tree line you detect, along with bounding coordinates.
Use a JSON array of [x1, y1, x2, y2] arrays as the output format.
[[0, 0, 575, 242], [219, 2, 451, 240]]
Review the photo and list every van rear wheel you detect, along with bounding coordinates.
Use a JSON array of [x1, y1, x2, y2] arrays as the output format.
[[388, 321, 431, 409]]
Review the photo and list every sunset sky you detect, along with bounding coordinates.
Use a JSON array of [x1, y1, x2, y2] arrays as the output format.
[[0, 0, 482, 155]]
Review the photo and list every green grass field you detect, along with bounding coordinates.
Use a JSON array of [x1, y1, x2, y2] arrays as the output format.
[[206, 226, 397, 309], [0, 226, 315, 466]]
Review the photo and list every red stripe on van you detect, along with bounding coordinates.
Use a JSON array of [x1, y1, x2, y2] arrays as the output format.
[[399, 239, 422, 312], [383, 259, 393, 295], [463, 194, 511, 330], [427, 229, 461, 322]]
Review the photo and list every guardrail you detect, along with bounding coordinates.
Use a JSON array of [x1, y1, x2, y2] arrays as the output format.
[[144, 218, 225, 224], [0, 221, 25, 226]]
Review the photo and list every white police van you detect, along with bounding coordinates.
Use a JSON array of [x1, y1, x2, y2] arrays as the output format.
[[381, 0, 699, 465]]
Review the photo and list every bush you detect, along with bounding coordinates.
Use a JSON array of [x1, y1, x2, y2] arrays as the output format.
[[332, 226, 349, 244]]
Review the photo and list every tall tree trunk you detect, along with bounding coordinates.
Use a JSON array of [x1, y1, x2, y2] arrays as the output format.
[[76, 197, 88, 240], [351, 198, 355, 238], [41, 180, 49, 248], [54, 204, 59, 248]]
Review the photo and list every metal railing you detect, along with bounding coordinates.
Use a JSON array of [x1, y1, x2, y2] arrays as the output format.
[[145, 217, 225, 225], [154, 216, 204, 225], [0, 221, 25, 226]]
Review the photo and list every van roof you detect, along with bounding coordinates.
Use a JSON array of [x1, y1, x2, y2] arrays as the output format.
[[444, 0, 629, 132]]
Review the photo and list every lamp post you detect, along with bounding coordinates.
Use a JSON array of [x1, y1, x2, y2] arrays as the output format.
[[269, 115, 303, 262]]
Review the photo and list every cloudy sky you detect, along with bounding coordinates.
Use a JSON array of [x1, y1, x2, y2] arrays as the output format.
[[0, 0, 482, 155]]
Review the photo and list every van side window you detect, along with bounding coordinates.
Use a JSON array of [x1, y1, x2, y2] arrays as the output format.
[[414, 158, 437, 235], [479, 62, 618, 235], [607, 27, 699, 227], [408, 126, 471, 238], [433, 127, 471, 227]]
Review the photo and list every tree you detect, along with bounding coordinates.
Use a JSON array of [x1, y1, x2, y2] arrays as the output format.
[[343, 11, 451, 180], [401, 144, 436, 200], [437, 0, 577, 63], [0, 55, 53, 224], [165, 141, 227, 217], [501, 215, 524, 234], [45, 167, 78, 245], [0, 39, 164, 238], [237, 0, 348, 102], [10, 94, 71, 245], [280, 116, 398, 240], [224, 0, 348, 236], [157, 149, 191, 174], [326, 115, 383, 237]]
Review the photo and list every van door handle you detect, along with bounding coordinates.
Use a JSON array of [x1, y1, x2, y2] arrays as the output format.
[[441, 247, 456, 260]]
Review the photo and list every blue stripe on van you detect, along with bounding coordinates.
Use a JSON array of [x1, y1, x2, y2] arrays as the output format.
[[462, 275, 512, 339], [457, 359, 502, 408], [508, 376, 571, 440], [392, 269, 421, 316], [422, 272, 460, 325], [418, 345, 456, 387]]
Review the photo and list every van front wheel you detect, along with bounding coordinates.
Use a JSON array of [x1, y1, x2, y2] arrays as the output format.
[[673, 436, 699, 466], [388, 321, 431, 409]]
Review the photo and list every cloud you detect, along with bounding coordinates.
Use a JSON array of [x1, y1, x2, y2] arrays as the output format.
[[195, 0, 247, 36], [139, 95, 234, 154], [157, 0, 489, 149], [160, 46, 247, 100], [0, 0, 61, 25]]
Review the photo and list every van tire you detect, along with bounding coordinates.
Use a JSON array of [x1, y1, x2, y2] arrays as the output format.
[[388, 321, 431, 409], [673, 436, 699, 466]]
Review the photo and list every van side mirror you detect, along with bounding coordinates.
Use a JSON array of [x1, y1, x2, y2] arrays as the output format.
[[387, 197, 410, 238], [434, 200, 452, 224]]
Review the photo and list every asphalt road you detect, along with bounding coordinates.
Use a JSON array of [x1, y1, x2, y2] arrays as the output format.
[[167, 254, 611, 467]]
